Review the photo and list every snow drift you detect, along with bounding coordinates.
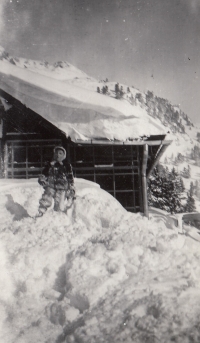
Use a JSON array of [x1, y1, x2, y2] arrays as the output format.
[[1, 179, 200, 343]]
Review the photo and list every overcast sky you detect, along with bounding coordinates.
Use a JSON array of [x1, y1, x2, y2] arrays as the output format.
[[1, 0, 200, 123]]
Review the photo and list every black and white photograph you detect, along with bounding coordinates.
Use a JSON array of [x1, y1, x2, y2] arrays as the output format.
[[1, 0, 200, 342]]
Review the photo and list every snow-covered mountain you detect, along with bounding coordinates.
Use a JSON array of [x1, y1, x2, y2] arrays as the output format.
[[0, 46, 92, 81]]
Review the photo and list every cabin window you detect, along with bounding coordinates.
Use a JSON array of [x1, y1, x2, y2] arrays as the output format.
[[72, 144, 141, 212], [115, 174, 133, 190], [5, 139, 61, 178], [94, 146, 112, 165]]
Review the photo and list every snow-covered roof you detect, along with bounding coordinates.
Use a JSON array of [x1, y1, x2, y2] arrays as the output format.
[[0, 59, 167, 142]]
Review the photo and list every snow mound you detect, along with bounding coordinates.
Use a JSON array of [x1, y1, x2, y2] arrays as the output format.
[[1, 179, 200, 343]]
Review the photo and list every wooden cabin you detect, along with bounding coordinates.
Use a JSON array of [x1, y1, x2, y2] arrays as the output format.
[[0, 90, 171, 216]]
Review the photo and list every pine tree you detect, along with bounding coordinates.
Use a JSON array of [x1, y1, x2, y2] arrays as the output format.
[[190, 181, 194, 196], [148, 165, 184, 214], [102, 86, 108, 95], [194, 180, 200, 198], [177, 153, 184, 163], [119, 86, 124, 98], [167, 170, 184, 214], [164, 157, 168, 164], [146, 90, 154, 99], [191, 145, 200, 164], [148, 166, 168, 211], [194, 180, 198, 195], [115, 83, 119, 93], [174, 156, 178, 165], [129, 94, 135, 105], [170, 167, 178, 180], [182, 165, 191, 179], [180, 177, 185, 193], [165, 166, 169, 176], [188, 165, 191, 178], [115, 83, 124, 99], [185, 183, 196, 213]]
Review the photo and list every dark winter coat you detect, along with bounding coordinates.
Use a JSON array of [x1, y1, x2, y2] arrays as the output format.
[[38, 160, 74, 191]]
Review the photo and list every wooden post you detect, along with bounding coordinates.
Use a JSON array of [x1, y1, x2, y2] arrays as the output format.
[[142, 144, 149, 218], [112, 146, 116, 198], [4, 142, 8, 178], [138, 146, 143, 213], [0, 140, 2, 178], [26, 144, 28, 179]]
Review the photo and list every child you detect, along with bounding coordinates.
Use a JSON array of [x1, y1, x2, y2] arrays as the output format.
[[36, 146, 75, 217]]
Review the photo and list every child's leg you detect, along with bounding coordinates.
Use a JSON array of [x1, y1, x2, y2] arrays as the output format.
[[39, 187, 55, 214], [54, 190, 65, 211]]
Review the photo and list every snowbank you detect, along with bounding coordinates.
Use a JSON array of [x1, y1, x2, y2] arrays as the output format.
[[1, 179, 200, 343]]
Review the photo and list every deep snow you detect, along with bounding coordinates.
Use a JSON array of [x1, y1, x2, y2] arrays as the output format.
[[1, 179, 200, 343]]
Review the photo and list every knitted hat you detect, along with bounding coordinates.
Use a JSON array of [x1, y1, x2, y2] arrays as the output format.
[[53, 146, 66, 159]]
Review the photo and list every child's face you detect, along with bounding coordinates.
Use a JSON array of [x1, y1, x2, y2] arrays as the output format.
[[55, 149, 65, 162]]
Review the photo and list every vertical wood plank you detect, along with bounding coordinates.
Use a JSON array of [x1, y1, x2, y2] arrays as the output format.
[[11, 142, 14, 179], [26, 143, 28, 179]]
